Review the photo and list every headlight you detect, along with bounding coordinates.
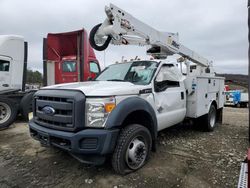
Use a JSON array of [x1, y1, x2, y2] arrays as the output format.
[[86, 97, 116, 128]]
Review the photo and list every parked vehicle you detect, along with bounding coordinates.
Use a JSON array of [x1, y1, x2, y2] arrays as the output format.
[[43, 29, 100, 86], [29, 4, 224, 174], [0, 35, 35, 129], [225, 90, 248, 107], [0, 29, 100, 129]]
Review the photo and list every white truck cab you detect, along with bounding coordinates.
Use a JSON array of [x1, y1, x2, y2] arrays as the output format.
[[0, 35, 35, 129], [0, 35, 25, 91]]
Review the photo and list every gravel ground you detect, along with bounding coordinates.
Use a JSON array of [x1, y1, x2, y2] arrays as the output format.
[[0, 107, 248, 188]]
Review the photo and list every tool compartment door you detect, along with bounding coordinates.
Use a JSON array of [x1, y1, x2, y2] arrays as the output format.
[[195, 78, 210, 117], [208, 78, 220, 93], [186, 76, 224, 118], [185, 77, 209, 118]]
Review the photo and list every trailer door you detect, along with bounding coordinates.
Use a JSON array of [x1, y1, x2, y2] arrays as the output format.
[[0, 56, 12, 91]]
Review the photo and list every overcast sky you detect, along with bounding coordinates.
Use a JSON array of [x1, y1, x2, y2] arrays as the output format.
[[0, 0, 248, 74]]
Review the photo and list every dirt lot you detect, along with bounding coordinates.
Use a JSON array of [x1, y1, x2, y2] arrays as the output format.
[[0, 107, 248, 188]]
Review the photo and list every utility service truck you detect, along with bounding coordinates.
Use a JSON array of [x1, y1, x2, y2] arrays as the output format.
[[29, 4, 224, 174], [0, 35, 35, 129]]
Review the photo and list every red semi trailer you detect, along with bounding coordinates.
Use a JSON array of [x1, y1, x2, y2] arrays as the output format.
[[43, 29, 100, 86]]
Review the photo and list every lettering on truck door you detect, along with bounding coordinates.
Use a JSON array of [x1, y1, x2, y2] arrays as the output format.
[[153, 64, 186, 131]]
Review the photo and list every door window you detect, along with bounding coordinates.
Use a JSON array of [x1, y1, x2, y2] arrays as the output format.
[[0, 60, 10, 72], [89, 61, 100, 74], [62, 61, 76, 72], [155, 64, 180, 92]]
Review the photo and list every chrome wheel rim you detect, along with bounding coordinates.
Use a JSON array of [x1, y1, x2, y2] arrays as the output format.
[[0, 102, 11, 124], [125, 136, 147, 170]]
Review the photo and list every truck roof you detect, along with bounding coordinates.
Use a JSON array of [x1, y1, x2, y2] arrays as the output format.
[[0, 35, 24, 42], [0, 35, 24, 61]]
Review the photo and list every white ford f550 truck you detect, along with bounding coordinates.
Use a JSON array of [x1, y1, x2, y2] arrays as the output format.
[[29, 4, 224, 174]]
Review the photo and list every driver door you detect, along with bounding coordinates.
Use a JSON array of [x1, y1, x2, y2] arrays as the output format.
[[0, 56, 11, 91], [153, 64, 186, 131]]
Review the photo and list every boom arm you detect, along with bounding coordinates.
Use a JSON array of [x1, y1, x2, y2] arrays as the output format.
[[90, 3, 211, 67]]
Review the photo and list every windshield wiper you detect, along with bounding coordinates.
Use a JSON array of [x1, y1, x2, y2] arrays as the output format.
[[107, 79, 127, 82]]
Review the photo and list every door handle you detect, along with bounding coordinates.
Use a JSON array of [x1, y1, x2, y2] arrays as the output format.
[[2, 84, 9, 87], [181, 92, 184, 100]]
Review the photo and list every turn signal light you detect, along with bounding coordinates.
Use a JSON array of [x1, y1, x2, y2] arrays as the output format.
[[105, 103, 116, 113]]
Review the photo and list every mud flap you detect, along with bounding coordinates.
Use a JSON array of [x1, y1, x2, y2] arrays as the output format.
[[216, 108, 223, 124]]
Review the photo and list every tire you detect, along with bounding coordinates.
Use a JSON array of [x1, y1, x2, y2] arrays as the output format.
[[112, 124, 152, 175], [89, 23, 112, 51], [242, 103, 248, 108], [20, 92, 35, 120], [0, 98, 18, 130], [236, 103, 241, 108], [203, 105, 217, 132]]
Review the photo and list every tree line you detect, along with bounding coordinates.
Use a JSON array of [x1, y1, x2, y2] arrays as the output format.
[[26, 69, 43, 84]]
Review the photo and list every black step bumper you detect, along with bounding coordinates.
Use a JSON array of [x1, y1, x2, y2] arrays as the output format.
[[29, 120, 119, 164]]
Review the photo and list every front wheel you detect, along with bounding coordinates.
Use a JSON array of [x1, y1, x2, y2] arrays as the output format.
[[112, 124, 152, 175], [0, 98, 17, 130]]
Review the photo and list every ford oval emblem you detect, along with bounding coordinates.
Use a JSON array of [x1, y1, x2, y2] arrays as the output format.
[[42, 106, 55, 116]]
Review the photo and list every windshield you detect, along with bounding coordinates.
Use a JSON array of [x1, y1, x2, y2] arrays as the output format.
[[62, 61, 76, 72], [96, 61, 158, 85]]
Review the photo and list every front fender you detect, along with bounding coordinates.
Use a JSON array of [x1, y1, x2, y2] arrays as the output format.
[[105, 97, 158, 140]]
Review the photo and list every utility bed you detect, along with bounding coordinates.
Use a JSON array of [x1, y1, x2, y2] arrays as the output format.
[[185, 76, 225, 118]]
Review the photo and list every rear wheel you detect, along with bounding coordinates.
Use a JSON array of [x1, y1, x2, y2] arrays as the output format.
[[203, 104, 217, 132], [0, 98, 17, 130], [112, 124, 152, 175]]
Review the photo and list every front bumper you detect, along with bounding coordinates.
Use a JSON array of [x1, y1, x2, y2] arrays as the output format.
[[29, 120, 119, 163]]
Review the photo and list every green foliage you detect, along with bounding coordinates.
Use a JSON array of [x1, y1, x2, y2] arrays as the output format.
[[26, 69, 43, 84]]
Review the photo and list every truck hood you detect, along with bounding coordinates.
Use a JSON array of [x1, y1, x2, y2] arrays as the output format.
[[43, 81, 150, 96]]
